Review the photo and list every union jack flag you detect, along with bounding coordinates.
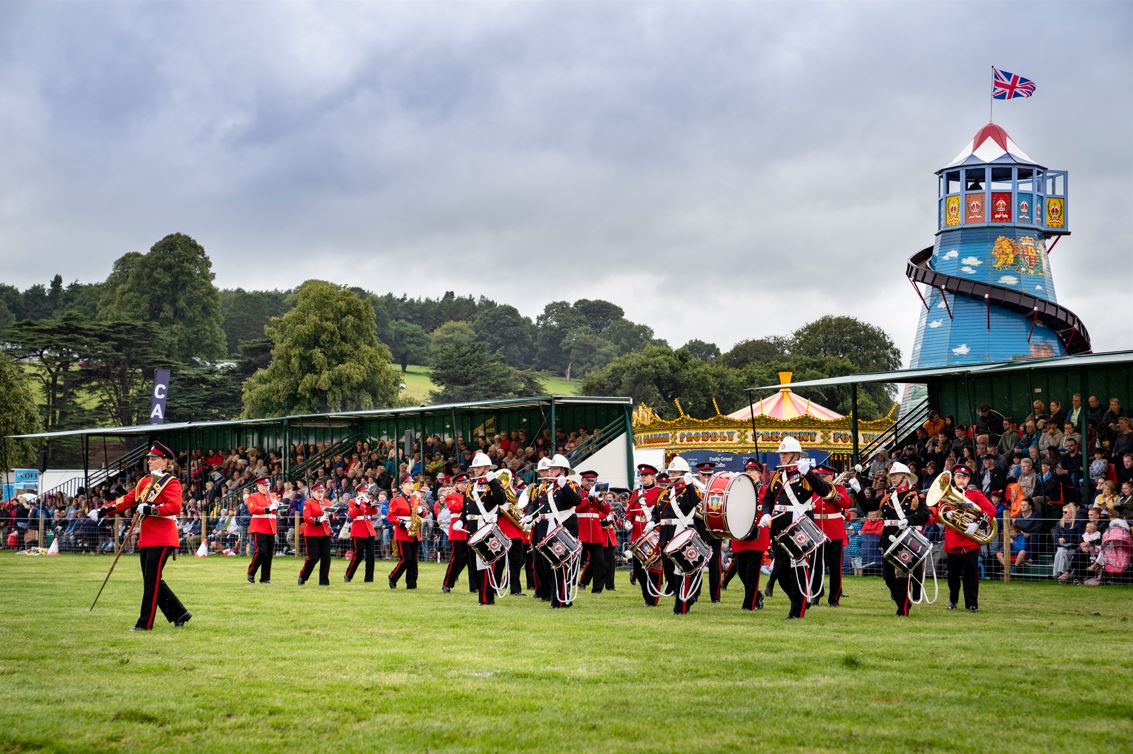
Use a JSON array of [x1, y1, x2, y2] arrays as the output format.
[[992, 67, 1036, 100]]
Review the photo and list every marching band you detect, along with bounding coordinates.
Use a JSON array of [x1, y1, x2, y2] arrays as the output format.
[[94, 433, 1003, 630]]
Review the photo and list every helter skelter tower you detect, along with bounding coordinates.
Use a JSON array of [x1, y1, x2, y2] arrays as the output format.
[[906, 123, 1091, 368]]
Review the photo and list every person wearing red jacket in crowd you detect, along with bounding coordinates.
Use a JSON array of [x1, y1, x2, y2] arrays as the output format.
[[624, 464, 664, 606], [90, 441, 191, 630], [809, 465, 856, 607], [442, 473, 471, 593], [298, 484, 334, 586], [344, 485, 378, 583], [245, 477, 280, 584], [577, 470, 610, 593], [732, 458, 770, 611], [943, 464, 997, 612], [387, 475, 425, 590]]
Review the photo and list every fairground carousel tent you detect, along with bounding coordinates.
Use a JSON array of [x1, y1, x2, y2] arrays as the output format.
[[632, 372, 896, 470]]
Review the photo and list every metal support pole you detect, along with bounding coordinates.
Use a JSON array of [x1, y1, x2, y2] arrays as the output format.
[[851, 383, 860, 467], [623, 404, 635, 490], [745, 389, 760, 461], [82, 435, 90, 493], [549, 398, 557, 455]]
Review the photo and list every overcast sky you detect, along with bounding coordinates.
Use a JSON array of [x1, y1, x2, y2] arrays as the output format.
[[1, 1, 1130, 363]]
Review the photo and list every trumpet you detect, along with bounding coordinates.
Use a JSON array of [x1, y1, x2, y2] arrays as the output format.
[[925, 471, 998, 545], [831, 465, 863, 486]]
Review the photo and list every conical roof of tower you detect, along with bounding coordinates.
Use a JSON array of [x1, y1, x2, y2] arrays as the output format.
[[941, 123, 1042, 170]]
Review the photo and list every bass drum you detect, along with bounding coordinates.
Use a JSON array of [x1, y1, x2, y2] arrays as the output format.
[[700, 472, 759, 539], [468, 523, 510, 565]]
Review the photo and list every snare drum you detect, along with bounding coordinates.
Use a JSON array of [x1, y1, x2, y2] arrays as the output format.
[[630, 529, 663, 571], [536, 525, 581, 569], [664, 529, 711, 576], [883, 527, 932, 575], [700, 472, 759, 539], [468, 523, 510, 565], [777, 516, 827, 561]]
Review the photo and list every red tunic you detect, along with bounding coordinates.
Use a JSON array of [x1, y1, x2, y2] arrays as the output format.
[[386, 495, 417, 542], [626, 485, 663, 543], [812, 484, 852, 542], [445, 492, 468, 541], [577, 494, 609, 544], [110, 473, 182, 548], [348, 497, 378, 538], [245, 492, 279, 536], [942, 489, 997, 554], [302, 498, 331, 537]]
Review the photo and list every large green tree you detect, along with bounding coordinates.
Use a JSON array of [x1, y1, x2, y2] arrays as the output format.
[[78, 320, 165, 427], [382, 319, 431, 373], [242, 280, 399, 416], [220, 288, 290, 356], [0, 351, 41, 472], [99, 234, 226, 362], [429, 321, 541, 403], [3, 315, 100, 433], [472, 304, 537, 369]]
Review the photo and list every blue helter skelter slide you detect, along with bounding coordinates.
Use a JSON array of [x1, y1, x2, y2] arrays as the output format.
[[906, 123, 1091, 368]]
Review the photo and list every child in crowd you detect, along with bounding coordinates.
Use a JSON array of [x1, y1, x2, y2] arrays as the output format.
[[845, 514, 864, 576]]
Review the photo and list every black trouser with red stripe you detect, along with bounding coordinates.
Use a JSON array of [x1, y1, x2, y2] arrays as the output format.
[[299, 536, 331, 585], [346, 536, 375, 582], [580, 542, 606, 593], [603, 544, 616, 590], [947, 549, 980, 609], [736, 550, 765, 611], [722, 556, 738, 590], [389, 540, 419, 588], [883, 560, 922, 616], [508, 538, 525, 594], [707, 538, 723, 602], [443, 540, 468, 589], [248, 533, 275, 582], [809, 539, 845, 605], [771, 550, 809, 618], [525, 543, 536, 590], [632, 559, 662, 606], [136, 546, 188, 630]]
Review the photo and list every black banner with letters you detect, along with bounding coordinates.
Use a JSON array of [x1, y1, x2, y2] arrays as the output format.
[[149, 368, 171, 424]]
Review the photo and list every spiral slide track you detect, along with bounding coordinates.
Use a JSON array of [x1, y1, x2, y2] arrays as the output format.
[[906, 245, 1092, 355]]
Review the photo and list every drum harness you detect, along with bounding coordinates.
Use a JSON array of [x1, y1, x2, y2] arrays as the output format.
[[545, 485, 581, 606], [885, 491, 939, 605], [470, 481, 510, 597]]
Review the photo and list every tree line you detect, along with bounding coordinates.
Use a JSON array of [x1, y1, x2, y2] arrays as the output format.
[[1, 233, 901, 468]]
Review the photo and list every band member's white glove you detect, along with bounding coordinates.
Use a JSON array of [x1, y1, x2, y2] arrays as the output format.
[[318, 514, 330, 524], [452, 520, 465, 532], [623, 520, 633, 531], [556, 476, 567, 489], [796, 458, 814, 475], [848, 478, 861, 493], [398, 518, 409, 529], [268, 502, 280, 512], [644, 521, 656, 534], [484, 512, 498, 525], [964, 522, 979, 535], [682, 472, 695, 486], [521, 515, 534, 527], [758, 513, 771, 528], [896, 519, 909, 530], [416, 506, 427, 516], [87, 508, 101, 522], [138, 503, 158, 517], [485, 470, 497, 481]]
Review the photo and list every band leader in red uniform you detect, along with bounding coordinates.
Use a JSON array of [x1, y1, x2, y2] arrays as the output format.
[[90, 442, 191, 630], [943, 464, 996, 612], [298, 484, 334, 586], [245, 477, 280, 584], [344, 485, 378, 583]]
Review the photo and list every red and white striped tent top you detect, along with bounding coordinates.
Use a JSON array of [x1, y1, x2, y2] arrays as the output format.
[[727, 373, 843, 421]]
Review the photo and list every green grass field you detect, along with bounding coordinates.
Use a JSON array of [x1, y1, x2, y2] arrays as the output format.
[[398, 365, 581, 404], [1, 554, 1130, 753]]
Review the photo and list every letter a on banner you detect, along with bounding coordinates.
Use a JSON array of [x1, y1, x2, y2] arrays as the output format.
[[150, 368, 171, 424]]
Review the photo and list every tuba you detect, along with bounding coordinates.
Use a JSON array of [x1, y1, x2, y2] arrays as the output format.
[[493, 468, 531, 535], [926, 471, 998, 545]]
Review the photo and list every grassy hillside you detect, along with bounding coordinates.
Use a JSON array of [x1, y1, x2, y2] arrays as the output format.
[[398, 365, 581, 403]]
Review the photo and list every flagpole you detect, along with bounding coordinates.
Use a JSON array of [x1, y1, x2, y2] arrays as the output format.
[[989, 65, 994, 123]]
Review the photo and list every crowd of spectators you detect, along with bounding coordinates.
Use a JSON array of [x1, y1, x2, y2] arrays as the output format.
[[1, 424, 610, 563]]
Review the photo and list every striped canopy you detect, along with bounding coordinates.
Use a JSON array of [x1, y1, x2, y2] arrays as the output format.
[[728, 384, 843, 422]]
